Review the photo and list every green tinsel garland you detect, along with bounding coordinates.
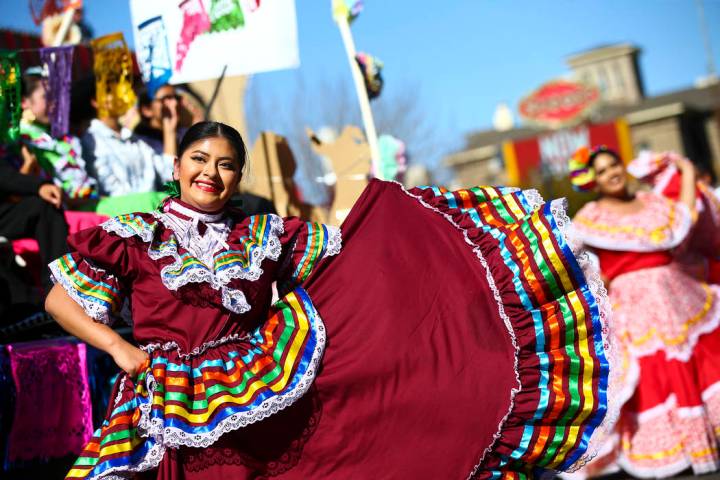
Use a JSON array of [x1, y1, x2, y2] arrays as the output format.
[[0, 51, 21, 144]]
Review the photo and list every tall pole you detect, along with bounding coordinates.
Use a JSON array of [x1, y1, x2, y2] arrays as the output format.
[[333, 13, 382, 178], [696, 0, 717, 79]]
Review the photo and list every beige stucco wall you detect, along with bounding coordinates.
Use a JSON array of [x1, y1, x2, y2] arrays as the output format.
[[628, 117, 684, 154], [448, 156, 507, 189]]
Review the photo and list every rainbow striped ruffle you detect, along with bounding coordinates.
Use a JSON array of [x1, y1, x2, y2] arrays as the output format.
[[407, 186, 613, 479], [49, 253, 123, 325], [65, 287, 325, 480]]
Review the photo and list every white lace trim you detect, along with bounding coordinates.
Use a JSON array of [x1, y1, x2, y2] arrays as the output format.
[[213, 214, 284, 285], [150, 211, 283, 288], [614, 282, 720, 363], [522, 188, 545, 211], [220, 287, 248, 314], [137, 297, 326, 449], [390, 182, 521, 480], [102, 211, 285, 314], [325, 225, 343, 257], [87, 374, 167, 480], [49, 259, 113, 325], [140, 332, 252, 359], [101, 215, 155, 243], [155, 209, 232, 268], [549, 198, 621, 473]]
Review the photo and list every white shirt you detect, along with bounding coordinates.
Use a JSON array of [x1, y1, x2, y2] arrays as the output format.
[[82, 119, 174, 197]]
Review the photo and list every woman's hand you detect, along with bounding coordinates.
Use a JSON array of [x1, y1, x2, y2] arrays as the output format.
[[20, 145, 39, 175], [46, 285, 149, 377], [38, 183, 63, 208], [674, 156, 695, 174], [110, 340, 149, 377], [675, 155, 697, 217]]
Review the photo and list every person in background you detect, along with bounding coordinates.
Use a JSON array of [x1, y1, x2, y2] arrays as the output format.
[[72, 7, 94, 42], [20, 69, 98, 204], [134, 83, 204, 155], [0, 146, 68, 294], [570, 145, 720, 478], [79, 76, 174, 197]]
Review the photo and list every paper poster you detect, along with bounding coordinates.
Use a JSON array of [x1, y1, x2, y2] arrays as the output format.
[[129, 0, 299, 84]]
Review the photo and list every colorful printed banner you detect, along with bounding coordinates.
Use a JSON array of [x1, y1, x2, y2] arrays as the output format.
[[136, 15, 173, 98], [130, 0, 299, 84]]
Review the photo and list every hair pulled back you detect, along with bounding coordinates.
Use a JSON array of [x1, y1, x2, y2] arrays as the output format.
[[178, 121, 247, 172]]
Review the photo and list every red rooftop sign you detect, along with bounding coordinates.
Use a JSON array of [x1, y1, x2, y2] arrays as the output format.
[[518, 80, 600, 128]]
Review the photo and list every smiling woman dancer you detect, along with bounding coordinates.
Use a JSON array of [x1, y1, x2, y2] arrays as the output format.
[[46, 121, 614, 479], [570, 145, 720, 478]]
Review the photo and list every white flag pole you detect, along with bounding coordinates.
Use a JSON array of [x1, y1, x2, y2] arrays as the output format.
[[333, 11, 382, 179]]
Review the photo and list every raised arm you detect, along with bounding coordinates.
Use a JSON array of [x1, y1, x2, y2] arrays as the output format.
[[676, 156, 697, 217]]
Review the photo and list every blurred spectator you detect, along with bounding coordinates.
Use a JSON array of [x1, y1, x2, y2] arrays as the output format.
[[0, 150, 68, 293], [20, 70, 98, 205], [134, 83, 205, 155], [78, 76, 174, 196], [73, 7, 94, 42]]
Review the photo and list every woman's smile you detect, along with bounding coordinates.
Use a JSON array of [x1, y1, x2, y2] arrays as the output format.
[[193, 179, 222, 193]]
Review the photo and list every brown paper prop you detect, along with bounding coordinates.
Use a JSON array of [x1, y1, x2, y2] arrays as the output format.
[[307, 125, 369, 225], [91, 33, 136, 118], [243, 132, 322, 221]]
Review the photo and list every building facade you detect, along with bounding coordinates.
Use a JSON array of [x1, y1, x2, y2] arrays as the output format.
[[446, 44, 720, 193]]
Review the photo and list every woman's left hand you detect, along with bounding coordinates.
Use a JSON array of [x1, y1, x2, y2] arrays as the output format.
[[674, 156, 695, 173]]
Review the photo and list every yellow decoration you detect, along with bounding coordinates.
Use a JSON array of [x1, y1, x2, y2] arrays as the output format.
[[332, 0, 350, 22], [91, 33, 136, 119]]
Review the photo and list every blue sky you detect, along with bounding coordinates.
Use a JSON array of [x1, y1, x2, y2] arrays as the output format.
[[2, 0, 719, 171]]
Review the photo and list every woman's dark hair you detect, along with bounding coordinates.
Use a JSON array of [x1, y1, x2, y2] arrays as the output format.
[[69, 75, 97, 129], [136, 83, 154, 109], [21, 73, 43, 99], [178, 121, 247, 172], [588, 146, 622, 169]]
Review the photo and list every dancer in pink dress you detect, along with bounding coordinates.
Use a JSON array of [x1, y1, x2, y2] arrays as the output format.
[[571, 145, 720, 477]]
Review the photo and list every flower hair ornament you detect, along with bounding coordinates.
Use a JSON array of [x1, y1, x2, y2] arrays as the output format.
[[568, 145, 614, 192], [568, 146, 595, 192]]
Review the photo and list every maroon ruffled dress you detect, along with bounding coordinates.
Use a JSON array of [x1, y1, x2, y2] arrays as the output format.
[[50, 180, 614, 479]]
